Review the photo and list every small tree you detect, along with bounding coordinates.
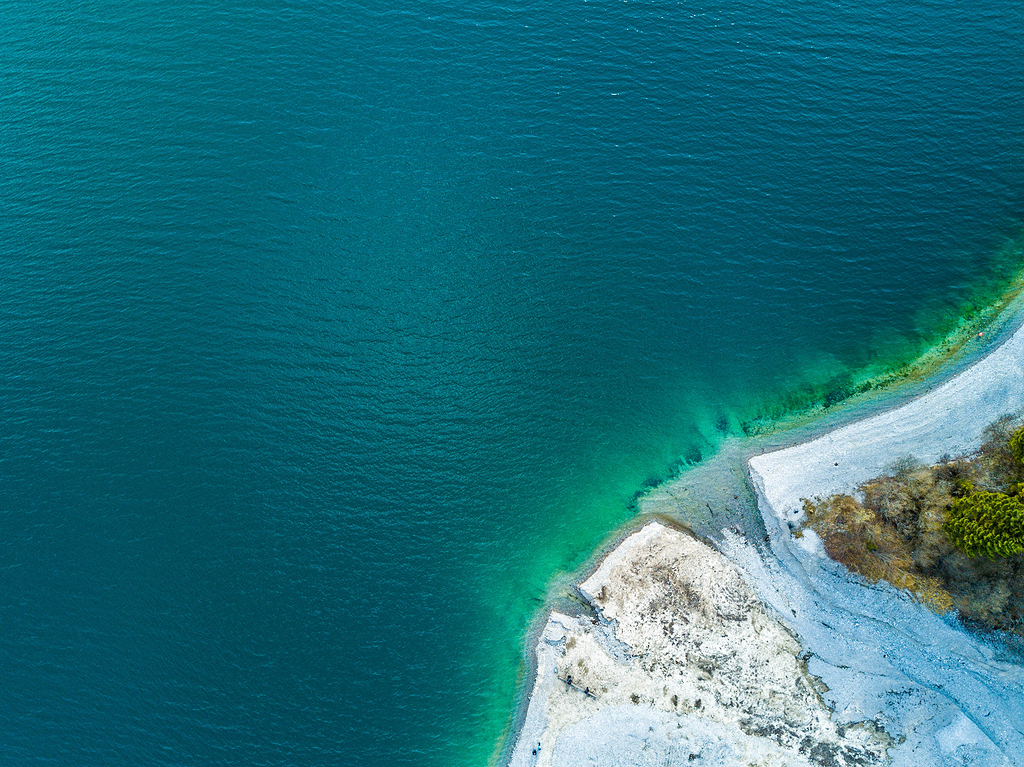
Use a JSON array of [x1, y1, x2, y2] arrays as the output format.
[[943, 491, 1024, 559]]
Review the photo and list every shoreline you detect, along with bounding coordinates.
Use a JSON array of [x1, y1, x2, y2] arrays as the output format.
[[500, 289, 1024, 766], [737, 252, 1024, 447], [494, 514, 702, 767], [504, 520, 906, 767], [749, 307, 1024, 531]]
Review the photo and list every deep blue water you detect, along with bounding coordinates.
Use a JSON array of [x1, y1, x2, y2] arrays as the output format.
[[1, 1, 1023, 765]]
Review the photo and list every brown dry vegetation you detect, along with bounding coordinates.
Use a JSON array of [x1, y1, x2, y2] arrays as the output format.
[[800, 415, 1024, 635]]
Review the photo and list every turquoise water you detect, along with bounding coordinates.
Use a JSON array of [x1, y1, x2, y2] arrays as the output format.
[[1, 1, 1023, 765]]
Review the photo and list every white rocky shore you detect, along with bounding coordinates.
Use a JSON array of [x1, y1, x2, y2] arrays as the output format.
[[751, 319, 1024, 531], [507, 323, 1024, 767], [509, 522, 894, 767]]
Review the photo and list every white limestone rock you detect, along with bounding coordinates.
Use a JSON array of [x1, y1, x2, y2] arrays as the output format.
[[508, 522, 892, 767]]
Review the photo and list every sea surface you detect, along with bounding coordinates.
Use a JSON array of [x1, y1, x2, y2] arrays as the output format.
[[1, 1, 1022, 765]]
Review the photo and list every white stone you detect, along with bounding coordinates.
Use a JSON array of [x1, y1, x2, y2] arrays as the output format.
[[508, 523, 892, 767]]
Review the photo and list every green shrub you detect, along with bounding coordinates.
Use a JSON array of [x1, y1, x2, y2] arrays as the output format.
[[1010, 426, 1024, 465], [951, 478, 975, 498], [943, 491, 1024, 559]]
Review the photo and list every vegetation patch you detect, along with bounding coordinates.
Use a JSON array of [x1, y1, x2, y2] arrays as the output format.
[[944, 492, 1024, 559], [800, 416, 1024, 635]]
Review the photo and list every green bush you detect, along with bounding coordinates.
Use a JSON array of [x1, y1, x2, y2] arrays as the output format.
[[952, 478, 975, 498], [943, 491, 1024, 559], [1010, 426, 1024, 465]]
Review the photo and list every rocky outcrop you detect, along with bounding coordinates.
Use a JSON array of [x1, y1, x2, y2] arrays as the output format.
[[508, 522, 892, 767]]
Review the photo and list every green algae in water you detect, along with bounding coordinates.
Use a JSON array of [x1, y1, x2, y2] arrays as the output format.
[[738, 233, 1024, 437]]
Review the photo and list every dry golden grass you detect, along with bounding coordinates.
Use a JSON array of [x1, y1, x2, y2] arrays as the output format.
[[802, 495, 955, 614]]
